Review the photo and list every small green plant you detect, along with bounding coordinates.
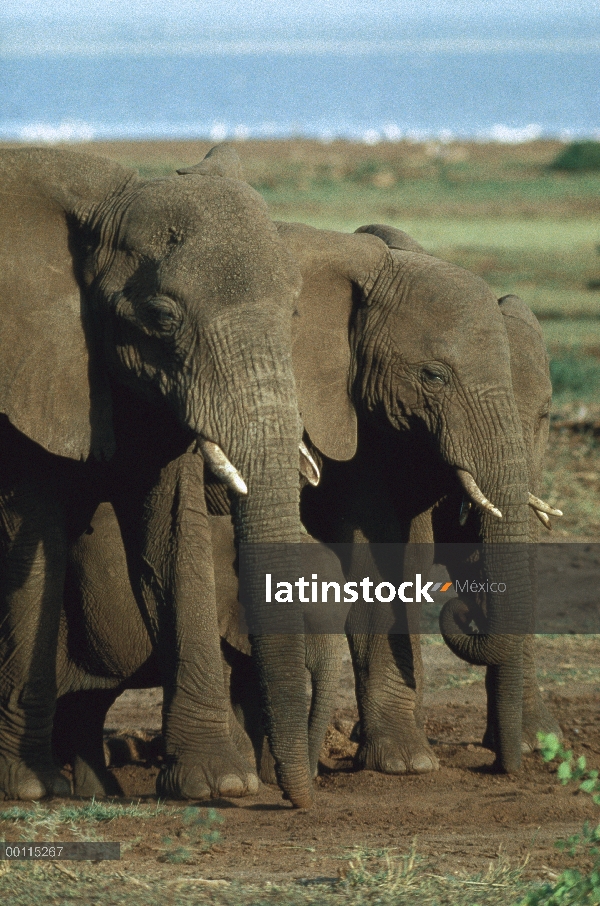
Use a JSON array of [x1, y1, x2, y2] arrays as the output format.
[[550, 141, 600, 173], [517, 733, 600, 905], [161, 807, 223, 865]]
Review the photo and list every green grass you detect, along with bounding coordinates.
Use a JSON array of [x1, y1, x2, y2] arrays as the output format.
[[0, 801, 172, 825], [0, 846, 532, 906], [542, 321, 600, 356], [274, 214, 600, 251], [550, 354, 600, 400]]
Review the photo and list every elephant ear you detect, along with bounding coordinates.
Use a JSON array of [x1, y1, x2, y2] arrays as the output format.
[[355, 223, 428, 254], [498, 293, 543, 337], [176, 143, 244, 180], [0, 165, 115, 461], [278, 222, 389, 461]]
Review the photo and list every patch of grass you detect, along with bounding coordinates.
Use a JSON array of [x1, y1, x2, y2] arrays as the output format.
[[0, 800, 172, 826], [160, 807, 223, 864], [550, 141, 600, 173], [543, 321, 600, 357], [441, 667, 483, 689], [543, 429, 600, 537], [537, 666, 600, 687], [550, 353, 600, 401], [0, 845, 533, 905]]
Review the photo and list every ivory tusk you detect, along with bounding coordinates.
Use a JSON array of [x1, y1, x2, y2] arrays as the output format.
[[528, 493, 563, 517], [456, 469, 502, 520], [458, 496, 472, 526], [533, 509, 552, 531], [299, 440, 320, 487], [196, 439, 248, 496]]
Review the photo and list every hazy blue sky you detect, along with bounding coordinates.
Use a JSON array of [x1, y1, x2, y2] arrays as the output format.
[[2, 0, 594, 21]]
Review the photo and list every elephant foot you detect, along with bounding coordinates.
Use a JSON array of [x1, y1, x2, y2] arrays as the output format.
[[72, 756, 123, 799], [355, 727, 439, 775], [483, 699, 563, 755], [0, 754, 71, 800], [156, 742, 259, 800]]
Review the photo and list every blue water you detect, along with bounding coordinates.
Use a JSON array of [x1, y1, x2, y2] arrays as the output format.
[[1, 15, 599, 142]]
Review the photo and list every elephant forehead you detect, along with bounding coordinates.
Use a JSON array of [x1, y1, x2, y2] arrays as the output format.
[[120, 179, 302, 305], [383, 301, 510, 370], [379, 256, 511, 370], [399, 255, 500, 316], [124, 176, 275, 248]]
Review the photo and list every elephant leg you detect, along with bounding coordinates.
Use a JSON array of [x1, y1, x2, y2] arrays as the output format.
[[348, 630, 438, 774], [346, 522, 439, 776], [482, 634, 562, 753], [118, 450, 259, 800], [52, 690, 122, 798], [0, 475, 71, 800], [224, 641, 275, 785], [219, 645, 259, 766], [306, 633, 344, 779]]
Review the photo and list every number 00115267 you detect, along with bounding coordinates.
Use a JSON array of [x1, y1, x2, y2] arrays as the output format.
[[0, 843, 120, 860]]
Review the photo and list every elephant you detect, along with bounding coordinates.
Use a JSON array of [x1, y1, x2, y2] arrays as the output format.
[[48, 496, 344, 799], [0, 143, 321, 807], [54, 286, 559, 793], [435, 292, 561, 754], [279, 219, 557, 775], [54, 218, 559, 790]]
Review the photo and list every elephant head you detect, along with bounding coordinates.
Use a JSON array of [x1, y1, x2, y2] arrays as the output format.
[[277, 219, 539, 772], [0, 145, 315, 806]]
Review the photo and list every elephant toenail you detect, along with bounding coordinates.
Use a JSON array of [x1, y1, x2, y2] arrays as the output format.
[[218, 774, 245, 797], [246, 773, 259, 795], [412, 754, 439, 773]]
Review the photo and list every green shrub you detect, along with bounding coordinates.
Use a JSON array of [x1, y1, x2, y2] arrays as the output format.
[[550, 141, 600, 172], [549, 353, 600, 399], [517, 733, 600, 905]]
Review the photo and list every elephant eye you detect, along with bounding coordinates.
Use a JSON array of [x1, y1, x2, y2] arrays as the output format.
[[140, 297, 182, 336], [420, 365, 448, 389]]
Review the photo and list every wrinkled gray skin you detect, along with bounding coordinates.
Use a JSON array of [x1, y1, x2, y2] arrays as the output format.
[[324, 230, 560, 768], [51, 500, 344, 799], [282, 221, 537, 774], [0, 145, 317, 806], [54, 223, 555, 791], [436, 292, 561, 756]]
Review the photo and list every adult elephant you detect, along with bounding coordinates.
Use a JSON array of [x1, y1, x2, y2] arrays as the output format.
[[0, 145, 315, 806], [318, 233, 559, 763], [281, 220, 554, 775]]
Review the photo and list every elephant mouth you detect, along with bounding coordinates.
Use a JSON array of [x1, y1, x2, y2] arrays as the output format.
[[195, 436, 321, 497]]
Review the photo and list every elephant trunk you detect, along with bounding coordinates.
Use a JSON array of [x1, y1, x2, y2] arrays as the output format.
[[204, 314, 313, 808], [440, 423, 532, 773]]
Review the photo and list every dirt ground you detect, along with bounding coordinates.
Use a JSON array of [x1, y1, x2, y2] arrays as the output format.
[[6, 633, 588, 887], [1, 548, 598, 889]]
